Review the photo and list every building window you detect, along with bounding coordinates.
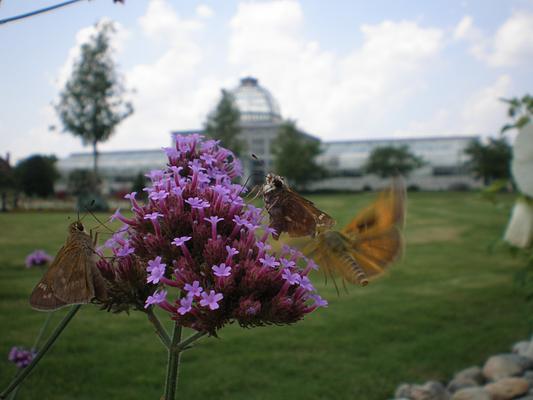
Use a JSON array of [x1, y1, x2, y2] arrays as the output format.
[[433, 166, 460, 176]]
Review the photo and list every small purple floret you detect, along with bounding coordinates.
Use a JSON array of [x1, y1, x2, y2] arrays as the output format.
[[212, 263, 232, 277], [259, 254, 280, 269], [178, 296, 193, 315], [200, 290, 223, 310], [147, 256, 166, 284], [172, 236, 191, 247], [144, 212, 164, 221], [184, 280, 203, 298], [144, 289, 168, 308]]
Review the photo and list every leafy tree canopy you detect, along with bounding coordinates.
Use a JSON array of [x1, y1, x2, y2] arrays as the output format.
[[204, 90, 244, 156], [271, 121, 324, 190], [464, 137, 512, 185], [364, 145, 424, 178], [501, 95, 533, 133], [14, 155, 59, 197], [67, 169, 99, 196]]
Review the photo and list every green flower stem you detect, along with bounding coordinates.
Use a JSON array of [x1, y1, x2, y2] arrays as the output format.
[[163, 323, 183, 400], [32, 312, 54, 350], [6, 386, 19, 400], [0, 305, 81, 400], [176, 331, 206, 352], [162, 327, 207, 400], [146, 308, 171, 348]]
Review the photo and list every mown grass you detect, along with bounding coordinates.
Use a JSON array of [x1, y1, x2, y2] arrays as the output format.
[[0, 192, 529, 400]]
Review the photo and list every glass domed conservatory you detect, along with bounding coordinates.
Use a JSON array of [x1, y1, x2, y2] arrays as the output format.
[[229, 77, 286, 185], [174, 77, 307, 186], [232, 77, 282, 124]]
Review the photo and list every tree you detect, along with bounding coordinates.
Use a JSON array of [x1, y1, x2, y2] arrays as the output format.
[[131, 172, 147, 200], [67, 169, 108, 211], [464, 138, 512, 185], [271, 121, 324, 190], [56, 21, 133, 179], [0, 155, 15, 212], [204, 90, 244, 156], [501, 95, 533, 133], [364, 145, 424, 178], [14, 155, 59, 197]]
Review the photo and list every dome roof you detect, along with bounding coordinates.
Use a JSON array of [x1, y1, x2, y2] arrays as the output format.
[[231, 77, 282, 123]]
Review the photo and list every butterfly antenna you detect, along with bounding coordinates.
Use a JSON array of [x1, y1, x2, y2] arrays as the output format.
[[236, 174, 253, 198], [79, 199, 96, 222], [83, 206, 115, 234]]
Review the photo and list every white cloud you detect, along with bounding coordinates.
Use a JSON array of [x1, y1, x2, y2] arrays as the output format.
[[455, 12, 533, 67], [4, 105, 85, 162], [228, 1, 444, 140], [139, 0, 202, 41], [102, 0, 220, 151], [196, 4, 214, 19], [395, 75, 513, 137], [394, 108, 455, 137], [454, 16, 475, 40], [490, 12, 533, 66], [461, 74, 512, 133]]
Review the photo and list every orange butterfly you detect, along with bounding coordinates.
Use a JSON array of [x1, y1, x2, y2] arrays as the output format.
[[306, 178, 406, 287]]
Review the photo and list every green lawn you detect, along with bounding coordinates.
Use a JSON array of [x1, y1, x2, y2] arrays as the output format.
[[0, 192, 529, 400]]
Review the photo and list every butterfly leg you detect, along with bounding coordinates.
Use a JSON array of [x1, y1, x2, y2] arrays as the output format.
[[341, 278, 349, 295], [246, 185, 261, 201], [91, 230, 99, 248], [329, 270, 340, 296]]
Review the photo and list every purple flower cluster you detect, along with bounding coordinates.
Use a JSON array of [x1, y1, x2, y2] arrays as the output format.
[[8, 346, 36, 368], [98, 134, 326, 334], [25, 250, 53, 268]]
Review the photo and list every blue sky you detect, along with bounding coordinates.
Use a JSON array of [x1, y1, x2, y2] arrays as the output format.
[[1, 0, 533, 162]]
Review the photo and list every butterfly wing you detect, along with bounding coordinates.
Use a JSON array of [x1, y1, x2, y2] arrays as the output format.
[[50, 234, 96, 304], [267, 188, 335, 239], [348, 227, 403, 279], [30, 232, 96, 311], [90, 263, 109, 302], [29, 262, 68, 311], [342, 177, 406, 237]]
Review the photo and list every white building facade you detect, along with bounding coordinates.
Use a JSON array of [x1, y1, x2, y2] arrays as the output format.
[[313, 136, 481, 191]]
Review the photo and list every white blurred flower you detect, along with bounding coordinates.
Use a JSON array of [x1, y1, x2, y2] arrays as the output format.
[[504, 199, 533, 248], [512, 123, 533, 197]]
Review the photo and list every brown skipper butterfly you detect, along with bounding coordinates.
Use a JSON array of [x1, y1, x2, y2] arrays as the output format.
[[306, 177, 406, 287], [29, 221, 108, 311], [262, 173, 335, 239]]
